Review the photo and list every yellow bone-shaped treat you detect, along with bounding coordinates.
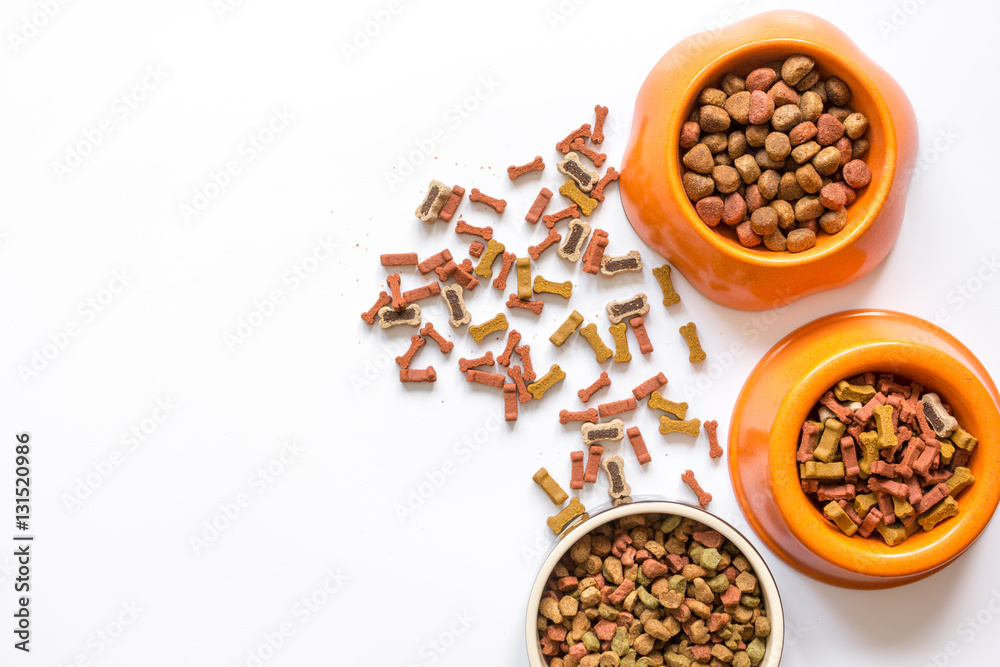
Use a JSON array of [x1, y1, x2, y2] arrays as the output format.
[[648, 391, 688, 419], [579, 324, 613, 363], [547, 497, 587, 534], [550, 311, 584, 347], [559, 179, 598, 215], [533, 275, 572, 298], [527, 364, 566, 400], [609, 323, 631, 363], [474, 239, 506, 279], [468, 313, 508, 343], [515, 257, 532, 300], [532, 467, 568, 505], [658, 417, 701, 437]]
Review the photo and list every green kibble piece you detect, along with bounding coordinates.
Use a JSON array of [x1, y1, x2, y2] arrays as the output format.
[[733, 652, 751, 667], [599, 603, 620, 621], [668, 575, 687, 594], [665, 654, 692, 667], [660, 515, 682, 534], [688, 542, 705, 562], [583, 631, 601, 651], [637, 586, 660, 609], [746, 638, 766, 665], [636, 659, 654, 667], [699, 547, 722, 571], [854, 493, 878, 517], [636, 570, 652, 587], [741, 594, 761, 608], [707, 573, 731, 593], [611, 627, 630, 656]]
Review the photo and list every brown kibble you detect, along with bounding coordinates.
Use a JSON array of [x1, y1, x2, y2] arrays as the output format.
[[789, 121, 817, 146], [735, 220, 762, 248], [703, 132, 728, 154], [757, 169, 780, 199], [768, 80, 799, 107], [819, 182, 847, 210], [714, 151, 733, 167], [699, 105, 731, 133], [781, 55, 815, 86], [787, 228, 817, 253], [794, 195, 824, 221], [745, 67, 778, 91], [721, 192, 746, 226], [747, 90, 774, 125], [699, 88, 727, 107], [816, 114, 845, 146], [795, 163, 823, 193], [812, 146, 843, 176], [745, 124, 769, 147], [745, 184, 764, 212], [827, 106, 852, 123], [682, 172, 715, 201], [750, 206, 778, 236], [764, 132, 791, 161], [791, 140, 821, 164], [777, 171, 806, 200], [679, 121, 701, 149], [770, 104, 803, 132], [682, 143, 715, 174], [835, 136, 854, 167], [754, 148, 785, 171], [762, 229, 787, 252], [728, 130, 749, 160], [712, 165, 741, 194], [844, 112, 869, 140], [723, 91, 751, 125], [825, 76, 852, 106], [733, 154, 761, 184], [771, 199, 795, 229], [843, 159, 872, 188], [853, 137, 870, 159], [818, 208, 848, 234], [695, 196, 724, 226], [795, 68, 821, 93], [798, 92, 824, 124], [721, 72, 746, 95]]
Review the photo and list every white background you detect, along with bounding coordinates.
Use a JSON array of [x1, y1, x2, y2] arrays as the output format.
[[1, 0, 998, 665]]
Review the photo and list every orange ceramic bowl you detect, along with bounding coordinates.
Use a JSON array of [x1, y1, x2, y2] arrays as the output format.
[[620, 11, 918, 311], [729, 310, 1000, 588]]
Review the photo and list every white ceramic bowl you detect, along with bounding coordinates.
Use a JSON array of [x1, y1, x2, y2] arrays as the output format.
[[525, 498, 784, 666]]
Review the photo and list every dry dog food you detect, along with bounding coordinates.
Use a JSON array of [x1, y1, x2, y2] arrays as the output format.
[[626, 425, 652, 465], [556, 123, 591, 153], [578, 371, 611, 403], [560, 408, 600, 425], [546, 497, 587, 534], [440, 284, 471, 328], [437, 184, 465, 222], [629, 316, 654, 355], [504, 383, 518, 422], [632, 372, 668, 401], [415, 180, 452, 221], [551, 311, 585, 347], [660, 417, 702, 437], [534, 275, 573, 298], [798, 372, 977, 545], [579, 323, 614, 363], [455, 218, 493, 241], [529, 227, 563, 260], [606, 294, 650, 325], [529, 364, 567, 400], [497, 329, 522, 367], [533, 467, 569, 505], [570, 137, 607, 168], [475, 239, 506, 279], [360, 291, 391, 325], [679, 322, 706, 363], [469, 313, 508, 343], [469, 187, 506, 214], [601, 455, 631, 502], [526, 187, 555, 224], [581, 229, 609, 274], [419, 322, 454, 354], [600, 250, 643, 277], [380, 252, 419, 267], [609, 323, 632, 364], [493, 252, 517, 290], [400, 367, 437, 383], [535, 512, 772, 664], [681, 56, 872, 252], [570, 451, 585, 490], [581, 419, 626, 445], [584, 445, 603, 483], [590, 166, 619, 203], [649, 391, 688, 419], [560, 179, 599, 216], [395, 334, 426, 370], [557, 219, 592, 262], [591, 104, 609, 144], [682, 470, 713, 507], [509, 156, 546, 180], [558, 152, 600, 192], [376, 304, 420, 329], [704, 420, 724, 459], [543, 205, 580, 229], [598, 397, 638, 419], [507, 293, 545, 315]]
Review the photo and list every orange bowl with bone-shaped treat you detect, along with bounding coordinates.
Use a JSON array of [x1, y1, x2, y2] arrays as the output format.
[[619, 10, 918, 311], [729, 310, 1000, 588]]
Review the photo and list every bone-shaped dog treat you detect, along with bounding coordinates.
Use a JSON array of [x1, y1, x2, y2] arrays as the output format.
[[507, 365, 531, 403], [415, 180, 452, 221], [609, 323, 631, 363], [514, 344, 535, 382], [648, 391, 688, 419], [947, 467, 975, 497], [703, 420, 724, 459], [508, 156, 545, 180], [606, 293, 649, 325], [570, 451, 585, 489], [629, 316, 653, 355], [626, 426, 651, 465], [419, 322, 453, 354], [921, 393, 958, 437], [577, 324, 613, 363], [525, 187, 554, 224], [801, 461, 846, 480], [659, 416, 701, 437], [488, 252, 514, 290], [600, 250, 643, 277], [377, 304, 421, 329], [840, 435, 861, 477], [555, 123, 591, 154], [547, 497, 587, 534], [569, 137, 607, 167], [527, 364, 566, 400], [400, 367, 436, 383], [919, 495, 959, 532], [557, 219, 591, 263], [515, 257, 532, 300], [395, 335, 426, 370], [468, 313, 508, 343], [542, 205, 579, 229], [873, 405, 898, 451], [528, 227, 562, 260], [533, 467, 568, 505], [681, 470, 712, 507], [506, 294, 544, 315], [591, 105, 609, 144], [474, 239, 506, 279], [834, 380, 877, 404], [466, 369, 506, 389], [651, 264, 681, 307], [796, 421, 822, 463], [602, 455, 630, 500], [578, 371, 611, 403], [400, 281, 441, 308], [584, 445, 603, 483], [590, 166, 620, 202], [559, 179, 599, 216], [557, 152, 600, 192], [559, 408, 599, 425], [437, 184, 465, 222], [361, 291, 391, 325], [437, 260, 479, 291], [823, 501, 859, 536], [581, 229, 610, 274], [469, 188, 506, 214], [632, 373, 668, 401], [598, 398, 636, 419], [812, 418, 846, 462], [533, 275, 572, 298], [497, 329, 521, 367], [440, 284, 471, 328], [380, 253, 419, 266], [386, 273, 405, 311], [454, 218, 493, 241], [550, 311, 584, 347], [504, 383, 518, 422], [679, 322, 706, 363], [581, 419, 625, 445], [418, 248, 453, 275], [459, 351, 494, 372]]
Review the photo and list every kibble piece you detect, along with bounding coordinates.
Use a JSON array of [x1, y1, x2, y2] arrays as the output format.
[[843, 159, 872, 188], [762, 229, 787, 252], [724, 91, 751, 125], [682, 172, 715, 201], [853, 137, 870, 159], [819, 182, 847, 210], [764, 132, 791, 161], [733, 154, 761, 184], [781, 54, 815, 86], [794, 196, 824, 221], [682, 144, 715, 175], [795, 68, 821, 93], [699, 87, 727, 107], [679, 121, 701, 149], [811, 146, 842, 176], [816, 114, 846, 146], [703, 132, 728, 154], [750, 206, 778, 236], [728, 130, 749, 160], [699, 105, 731, 133], [757, 169, 780, 199], [791, 140, 821, 164], [768, 80, 799, 107], [721, 192, 747, 226], [754, 148, 785, 172], [747, 91, 774, 125], [771, 104, 803, 132], [745, 67, 777, 91], [827, 106, 852, 123], [825, 76, 852, 106], [844, 112, 869, 140], [735, 220, 762, 248], [712, 165, 742, 194], [798, 90, 824, 123], [795, 164, 823, 193], [771, 200, 795, 229], [789, 121, 818, 146], [786, 228, 816, 253], [721, 72, 746, 95], [745, 123, 769, 147]]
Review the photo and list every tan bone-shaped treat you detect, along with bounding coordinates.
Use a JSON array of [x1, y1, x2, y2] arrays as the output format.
[[414, 179, 452, 221], [547, 498, 587, 534], [600, 250, 643, 277], [581, 418, 626, 445], [606, 293, 650, 325], [601, 455, 631, 500], [557, 152, 599, 192], [557, 219, 591, 263], [440, 284, 471, 328], [921, 392, 959, 438], [376, 304, 421, 329]]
